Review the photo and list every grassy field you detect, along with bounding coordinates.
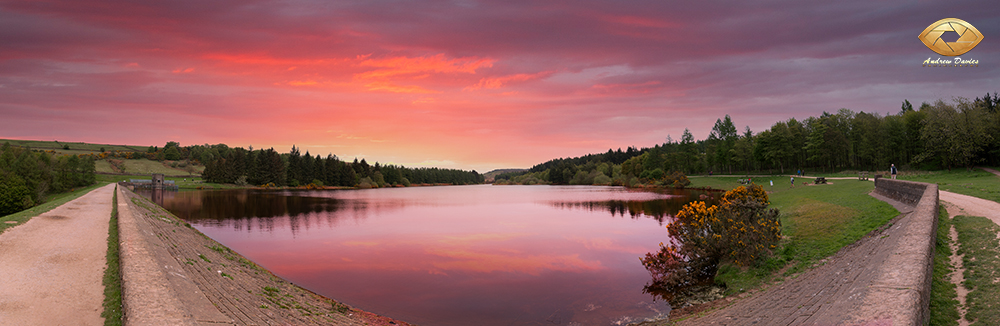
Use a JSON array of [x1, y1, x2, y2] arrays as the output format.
[[95, 158, 201, 175], [0, 183, 107, 234], [901, 168, 1000, 203], [0, 138, 147, 155], [690, 175, 815, 190], [689, 176, 899, 295]]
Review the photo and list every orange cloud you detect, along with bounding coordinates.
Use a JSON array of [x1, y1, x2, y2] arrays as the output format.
[[465, 71, 554, 90], [356, 54, 494, 79], [287, 80, 318, 86], [363, 81, 438, 94], [350, 54, 494, 93]]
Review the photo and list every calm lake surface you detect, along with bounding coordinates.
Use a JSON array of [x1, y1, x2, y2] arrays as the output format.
[[144, 185, 716, 326]]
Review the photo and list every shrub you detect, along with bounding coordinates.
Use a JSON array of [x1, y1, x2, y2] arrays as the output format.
[[357, 177, 374, 189], [642, 184, 780, 300], [593, 173, 613, 185], [0, 173, 33, 216]]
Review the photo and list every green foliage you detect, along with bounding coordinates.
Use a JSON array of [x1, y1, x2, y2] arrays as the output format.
[[642, 184, 780, 301], [0, 173, 33, 215], [203, 146, 482, 187], [357, 177, 374, 189], [526, 96, 999, 177], [917, 99, 995, 170], [0, 143, 96, 216], [163, 147, 181, 160]]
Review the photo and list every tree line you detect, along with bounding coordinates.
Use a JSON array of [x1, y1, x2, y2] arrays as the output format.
[[0, 143, 96, 216], [498, 94, 1000, 186], [202, 145, 483, 187]]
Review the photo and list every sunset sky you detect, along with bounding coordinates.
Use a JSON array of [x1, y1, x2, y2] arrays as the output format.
[[1, 1, 997, 171]]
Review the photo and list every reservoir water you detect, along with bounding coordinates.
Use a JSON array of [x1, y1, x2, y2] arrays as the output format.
[[144, 185, 716, 326]]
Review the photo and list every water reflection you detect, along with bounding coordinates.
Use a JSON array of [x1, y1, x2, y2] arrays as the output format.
[[550, 188, 721, 222], [143, 185, 712, 326]]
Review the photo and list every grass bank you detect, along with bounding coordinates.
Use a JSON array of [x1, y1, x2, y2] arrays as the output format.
[[0, 183, 106, 234], [930, 205, 960, 326], [952, 214, 1000, 325], [102, 186, 123, 326], [689, 177, 898, 296]]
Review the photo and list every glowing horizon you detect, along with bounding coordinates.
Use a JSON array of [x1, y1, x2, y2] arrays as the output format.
[[1, 1, 996, 171]]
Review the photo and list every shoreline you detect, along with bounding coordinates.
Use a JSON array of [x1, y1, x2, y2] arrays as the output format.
[[116, 185, 413, 325]]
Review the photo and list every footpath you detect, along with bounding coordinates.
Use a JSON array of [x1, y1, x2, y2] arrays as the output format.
[[0, 184, 410, 326], [0, 183, 116, 325]]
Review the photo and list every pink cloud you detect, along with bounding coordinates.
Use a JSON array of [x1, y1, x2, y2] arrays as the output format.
[[465, 71, 553, 90], [1, 0, 997, 170]]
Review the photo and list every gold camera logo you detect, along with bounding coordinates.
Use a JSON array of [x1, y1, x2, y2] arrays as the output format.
[[919, 18, 984, 56]]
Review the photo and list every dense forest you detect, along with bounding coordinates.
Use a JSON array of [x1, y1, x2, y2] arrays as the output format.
[[0, 143, 96, 215], [498, 94, 1000, 186], [201, 145, 483, 187]]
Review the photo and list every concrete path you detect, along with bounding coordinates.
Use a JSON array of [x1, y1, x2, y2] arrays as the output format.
[[0, 183, 116, 325]]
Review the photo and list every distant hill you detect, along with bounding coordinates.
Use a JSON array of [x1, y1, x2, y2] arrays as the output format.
[[0, 138, 149, 156], [482, 168, 528, 182]]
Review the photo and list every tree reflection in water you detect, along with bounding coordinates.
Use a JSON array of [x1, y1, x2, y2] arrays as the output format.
[[549, 188, 722, 223]]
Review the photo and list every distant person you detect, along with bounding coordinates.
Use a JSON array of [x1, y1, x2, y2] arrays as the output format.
[[797, 169, 801, 176], [890, 164, 897, 179], [790, 176, 795, 187], [770, 180, 773, 186]]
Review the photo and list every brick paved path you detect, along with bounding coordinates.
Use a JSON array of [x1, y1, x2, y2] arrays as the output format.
[[676, 193, 916, 326]]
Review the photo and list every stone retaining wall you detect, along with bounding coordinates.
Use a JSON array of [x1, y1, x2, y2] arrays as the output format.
[[874, 177, 928, 205], [865, 178, 938, 325]]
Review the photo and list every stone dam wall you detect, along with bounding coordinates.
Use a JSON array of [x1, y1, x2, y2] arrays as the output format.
[[869, 178, 938, 325]]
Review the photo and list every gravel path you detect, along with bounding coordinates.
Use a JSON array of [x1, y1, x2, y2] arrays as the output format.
[[939, 191, 1000, 226], [0, 184, 116, 325]]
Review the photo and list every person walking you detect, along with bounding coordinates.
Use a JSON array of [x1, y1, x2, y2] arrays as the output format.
[[890, 164, 898, 179], [790, 175, 795, 187]]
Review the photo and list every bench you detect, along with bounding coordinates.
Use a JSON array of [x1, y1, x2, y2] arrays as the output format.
[[859, 172, 869, 181], [814, 177, 827, 184]]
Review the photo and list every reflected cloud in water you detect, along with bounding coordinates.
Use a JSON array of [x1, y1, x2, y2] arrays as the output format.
[[142, 185, 712, 326]]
